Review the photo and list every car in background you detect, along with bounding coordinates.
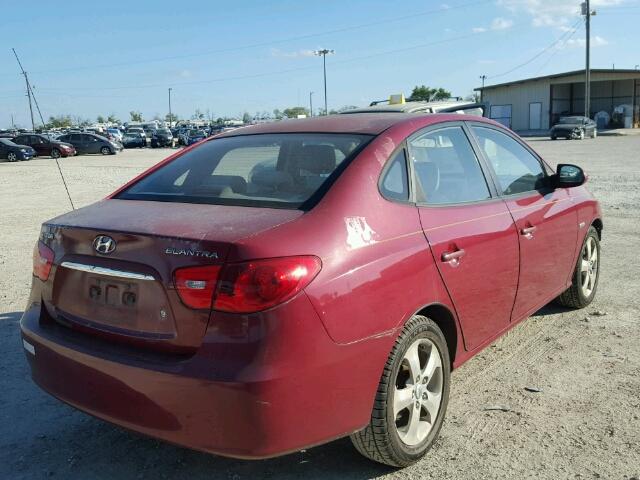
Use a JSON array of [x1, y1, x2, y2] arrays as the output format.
[[13, 133, 76, 158], [150, 128, 173, 148], [185, 129, 206, 145], [341, 99, 485, 116], [550, 116, 597, 140], [56, 133, 121, 155], [126, 127, 146, 141], [22, 113, 602, 467], [107, 128, 123, 142], [0, 138, 36, 161], [122, 132, 146, 148]]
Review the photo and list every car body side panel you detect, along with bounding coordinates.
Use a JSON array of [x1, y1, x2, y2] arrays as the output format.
[[418, 200, 520, 350], [504, 189, 578, 320]]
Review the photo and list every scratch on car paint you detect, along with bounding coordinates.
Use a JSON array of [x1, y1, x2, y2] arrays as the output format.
[[345, 216, 378, 250]]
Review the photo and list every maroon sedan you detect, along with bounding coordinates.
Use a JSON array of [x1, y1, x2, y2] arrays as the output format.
[[22, 113, 602, 467]]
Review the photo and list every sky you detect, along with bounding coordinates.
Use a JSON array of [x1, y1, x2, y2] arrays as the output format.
[[1, 0, 638, 127]]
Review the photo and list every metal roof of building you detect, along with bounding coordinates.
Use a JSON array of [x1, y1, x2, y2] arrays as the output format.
[[476, 69, 640, 91]]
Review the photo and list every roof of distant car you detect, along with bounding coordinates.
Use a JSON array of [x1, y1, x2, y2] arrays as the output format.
[[214, 112, 490, 138]]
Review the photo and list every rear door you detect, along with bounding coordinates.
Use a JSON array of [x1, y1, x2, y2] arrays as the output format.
[[469, 124, 578, 320], [409, 123, 519, 350]]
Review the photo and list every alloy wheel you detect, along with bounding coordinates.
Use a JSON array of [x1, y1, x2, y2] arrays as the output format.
[[580, 236, 598, 297], [8, 152, 17, 162], [393, 338, 443, 446]]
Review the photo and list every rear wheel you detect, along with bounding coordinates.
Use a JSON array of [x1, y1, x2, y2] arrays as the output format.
[[556, 226, 600, 308], [51, 148, 61, 159], [100, 146, 112, 155], [350, 315, 450, 467]]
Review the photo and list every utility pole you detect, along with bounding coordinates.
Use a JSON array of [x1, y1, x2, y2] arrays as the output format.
[[313, 49, 335, 115], [309, 91, 314, 117], [582, 1, 596, 119], [168, 88, 173, 128], [12, 48, 35, 131], [479, 75, 487, 102]]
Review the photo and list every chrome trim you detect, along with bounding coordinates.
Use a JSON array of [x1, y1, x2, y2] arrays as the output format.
[[60, 261, 155, 281]]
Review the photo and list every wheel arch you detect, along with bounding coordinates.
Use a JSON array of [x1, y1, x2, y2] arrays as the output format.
[[592, 218, 603, 239], [412, 303, 460, 368]]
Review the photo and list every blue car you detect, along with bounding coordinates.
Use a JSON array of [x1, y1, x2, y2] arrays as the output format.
[[0, 138, 36, 161], [186, 129, 206, 146]]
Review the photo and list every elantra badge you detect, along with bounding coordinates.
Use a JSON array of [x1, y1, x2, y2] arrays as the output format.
[[93, 235, 116, 254]]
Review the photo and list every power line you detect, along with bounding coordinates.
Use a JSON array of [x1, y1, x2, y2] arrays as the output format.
[[5, 0, 493, 78], [35, 23, 526, 94], [532, 23, 583, 76], [487, 18, 582, 80]]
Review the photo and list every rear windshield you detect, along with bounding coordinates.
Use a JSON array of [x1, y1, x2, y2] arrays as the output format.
[[116, 133, 372, 209]]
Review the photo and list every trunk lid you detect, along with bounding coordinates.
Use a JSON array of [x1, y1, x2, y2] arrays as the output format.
[[42, 199, 302, 352]]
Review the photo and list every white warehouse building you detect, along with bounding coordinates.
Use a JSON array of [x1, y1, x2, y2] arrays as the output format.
[[477, 69, 640, 132]]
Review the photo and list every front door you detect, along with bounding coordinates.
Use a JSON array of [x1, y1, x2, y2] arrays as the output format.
[[529, 103, 542, 130], [409, 124, 520, 350], [470, 124, 578, 320]]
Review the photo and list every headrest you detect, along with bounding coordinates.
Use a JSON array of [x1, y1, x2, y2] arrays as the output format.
[[299, 145, 336, 174], [206, 175, 247, 193], [251, 169, 293, 190]]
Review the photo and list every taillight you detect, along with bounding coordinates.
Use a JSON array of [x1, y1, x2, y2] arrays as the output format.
[[172, 256, 321, 313], [33, 241, 54, 281], [213, 256, 321, 313], [173, 265, 221, 309]]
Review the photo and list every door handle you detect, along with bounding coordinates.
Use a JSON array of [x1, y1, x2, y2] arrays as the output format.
[[520, 225, 537, 239], [441, 249, 466, 263]]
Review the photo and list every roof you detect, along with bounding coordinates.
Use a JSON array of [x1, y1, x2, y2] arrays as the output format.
[[477, 68, 640, 91], [341, 100, 478, 114], [214, 113, 493, 137]]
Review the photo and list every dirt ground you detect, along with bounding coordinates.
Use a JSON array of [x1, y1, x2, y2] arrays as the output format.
[[1, 137, 639, 480]]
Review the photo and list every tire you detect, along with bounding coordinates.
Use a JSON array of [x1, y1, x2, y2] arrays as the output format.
[[51, 148, 61, 159], [551, 135, 557, 140], [7, 152, 17, 162], [555, 226, 600, 309], [350, 315, 450, 467], [100, 146, 112, 155]]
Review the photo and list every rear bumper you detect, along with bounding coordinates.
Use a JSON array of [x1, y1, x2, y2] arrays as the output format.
[[20, 289, 393, 459]]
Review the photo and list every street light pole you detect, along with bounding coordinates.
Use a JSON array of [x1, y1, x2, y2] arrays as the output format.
[[313, 49, 335, 115], [582, 1, 595, 118], [168, 88, 173, 128], [479, 75, 486, 102], [309, 91, 314, 117]]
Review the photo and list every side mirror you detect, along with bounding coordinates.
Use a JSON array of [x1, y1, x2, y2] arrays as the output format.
[[553, 164, 586, 188]]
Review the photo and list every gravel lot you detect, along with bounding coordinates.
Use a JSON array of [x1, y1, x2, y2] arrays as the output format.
[[1, 137, 639, 480]]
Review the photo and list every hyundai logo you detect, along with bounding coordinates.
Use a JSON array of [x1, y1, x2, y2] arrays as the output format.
[[93, 235, 116, 254]]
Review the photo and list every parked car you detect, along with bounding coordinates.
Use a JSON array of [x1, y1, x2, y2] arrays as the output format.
[[126, 127, 146, 140], [185, 129, 206, 145], [0, 138, 36, 161], [121, 132, 146, 148], [550, 116, 597, 140], [107, 128, 123, 142], [22, 114, 602, 467], [176, 127, 190, 145], [12, 133, 76, 158], [56, 133, 121, 155], [150, 128, 173, 147]]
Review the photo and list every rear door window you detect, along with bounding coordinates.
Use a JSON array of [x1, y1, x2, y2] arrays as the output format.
[[118, 133, 371, 209], [408, 126, 491, 204]]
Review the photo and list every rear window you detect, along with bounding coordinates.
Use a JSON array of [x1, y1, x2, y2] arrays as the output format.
[[117, 133, 372, 209]]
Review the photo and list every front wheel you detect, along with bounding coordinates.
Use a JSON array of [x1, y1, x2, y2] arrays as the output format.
[[51, 148, 61, 159], [555, 226, 600, 308], [7, 152, 17, 162], [350, 315, 450, 467], [100, 146, 112, 155]]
